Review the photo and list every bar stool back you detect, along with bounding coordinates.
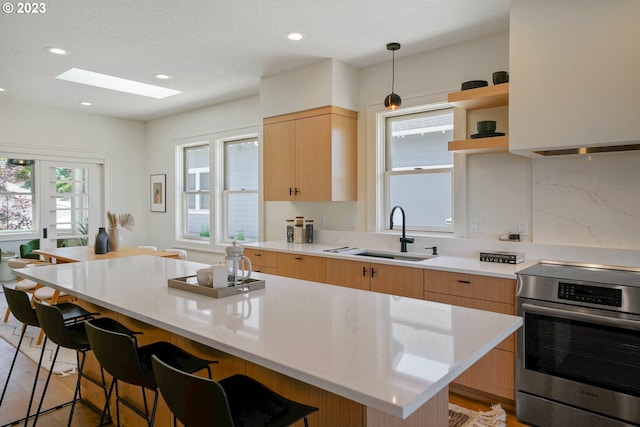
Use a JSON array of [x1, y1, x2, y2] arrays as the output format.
[[85, 319, 215, 427], [151, 355, 318, 427], [32, 300, 102, 427], [1, 284, 97, 426]]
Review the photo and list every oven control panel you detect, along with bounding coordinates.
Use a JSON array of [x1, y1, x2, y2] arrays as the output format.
[[558, 282, 622, 307]]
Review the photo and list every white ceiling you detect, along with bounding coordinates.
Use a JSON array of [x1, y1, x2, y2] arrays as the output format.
[[0, 0, 509, 121]]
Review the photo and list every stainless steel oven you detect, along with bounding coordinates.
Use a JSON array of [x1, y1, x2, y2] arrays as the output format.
[[516, 261, 640, 427]]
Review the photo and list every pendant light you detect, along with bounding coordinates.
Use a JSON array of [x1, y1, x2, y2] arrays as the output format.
[[384, 42, 401, 110]]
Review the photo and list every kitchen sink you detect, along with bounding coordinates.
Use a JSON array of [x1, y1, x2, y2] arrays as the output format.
[[349, 250, 435, 262]]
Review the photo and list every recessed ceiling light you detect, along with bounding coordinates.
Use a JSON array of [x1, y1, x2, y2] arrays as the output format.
[[56, 68, 182, 99], [155, 74, 172, 80], [46, 47, 69, 55], [80, 101, 92, 106], [286, 32, 303, 41]]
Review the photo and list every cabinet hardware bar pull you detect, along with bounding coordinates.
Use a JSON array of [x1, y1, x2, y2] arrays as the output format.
[[289, 187, 293, 195], [362, 266, 367, 276], [255, 253, 261, 257], [294, 187, 299, 195], [458, 280, 471, 284], [295, 257, 303, 260], [371, 267, 376, 277]]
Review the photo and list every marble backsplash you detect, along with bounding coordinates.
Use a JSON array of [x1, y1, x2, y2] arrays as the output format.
[[532, 151, 640, 250]]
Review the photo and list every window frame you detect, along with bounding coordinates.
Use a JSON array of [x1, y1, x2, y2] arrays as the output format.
[[175, 126, 261, 251], [181, 144, 211, 242], [377, 102, 455, 234], [0, 158, 36, 236]]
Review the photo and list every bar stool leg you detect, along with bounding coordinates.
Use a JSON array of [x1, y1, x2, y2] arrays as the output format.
[[30, 344, 61, 426], [0, 325, 28, 406]]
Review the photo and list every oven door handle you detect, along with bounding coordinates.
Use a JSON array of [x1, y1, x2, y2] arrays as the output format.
[[521, 302, 640, 331]]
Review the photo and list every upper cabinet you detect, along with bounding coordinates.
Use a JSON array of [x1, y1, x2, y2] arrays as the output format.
[[447, 84, 509, 154], [263, 106, 357, 201], [509, 0, 640, 156]]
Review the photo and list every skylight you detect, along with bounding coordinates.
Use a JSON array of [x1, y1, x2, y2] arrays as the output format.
[[56, 68, 181, 99]]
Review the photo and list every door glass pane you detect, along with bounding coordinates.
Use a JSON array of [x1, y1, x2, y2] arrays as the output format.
[[0, 159, 34, 231], [53, 167, 90, 245]]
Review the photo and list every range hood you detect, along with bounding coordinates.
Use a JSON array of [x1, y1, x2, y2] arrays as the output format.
[[532, 143, 640, 157]]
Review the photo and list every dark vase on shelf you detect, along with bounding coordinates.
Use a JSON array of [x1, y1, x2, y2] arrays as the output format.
[[95, 227, 110, 254]]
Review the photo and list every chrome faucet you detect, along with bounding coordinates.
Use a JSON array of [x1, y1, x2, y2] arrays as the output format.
[[390, 205, 414, 252]]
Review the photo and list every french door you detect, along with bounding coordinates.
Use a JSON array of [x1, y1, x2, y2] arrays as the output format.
[[38, 161, 103, 249]]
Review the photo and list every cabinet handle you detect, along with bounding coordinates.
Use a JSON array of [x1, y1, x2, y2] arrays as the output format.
[[294, 187, 299, 195], [458, 280, 471, 284], [362, 266, 367, 277], [295, 257, 303, 261], [254, 253, 262, 257], [371, 267, 376, 278], [289, 187, 294, 196]]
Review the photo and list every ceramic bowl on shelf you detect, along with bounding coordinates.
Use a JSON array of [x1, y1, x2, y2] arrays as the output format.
[[476, 120, 497, 134], [461, 80, 488, 90]]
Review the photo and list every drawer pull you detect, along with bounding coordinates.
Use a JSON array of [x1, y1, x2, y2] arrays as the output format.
[[458, 280, 471, 284], [254, 253, 262, 257], [295, 257, 303, 261]]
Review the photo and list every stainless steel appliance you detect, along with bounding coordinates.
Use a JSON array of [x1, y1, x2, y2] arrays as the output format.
[[516, 261, 640, 427]]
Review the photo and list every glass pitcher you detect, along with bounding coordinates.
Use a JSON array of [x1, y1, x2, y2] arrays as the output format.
[[225, 241, 252, 286]]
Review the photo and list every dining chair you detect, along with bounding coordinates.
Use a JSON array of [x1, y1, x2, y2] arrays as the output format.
[[151, 355, 318, 427], [163, 249, 186, 259]]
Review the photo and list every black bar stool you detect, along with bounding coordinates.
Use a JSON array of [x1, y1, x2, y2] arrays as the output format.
[[31, 300, 139, 427], [0, 284, 97, 426], [151, 355, 318, 427], [84, 319, 216, 427]]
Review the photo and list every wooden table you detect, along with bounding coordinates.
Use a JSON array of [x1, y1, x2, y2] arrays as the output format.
[[34, 246, 179, 264]]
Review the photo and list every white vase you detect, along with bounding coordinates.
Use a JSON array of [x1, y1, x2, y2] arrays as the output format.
[[108, 228, 123, 251]]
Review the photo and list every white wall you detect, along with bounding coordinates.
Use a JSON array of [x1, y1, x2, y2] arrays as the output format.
[[0, 99, 147, 252]]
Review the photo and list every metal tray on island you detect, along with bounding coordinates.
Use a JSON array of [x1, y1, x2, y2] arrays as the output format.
[[168, 276, 265, 298]]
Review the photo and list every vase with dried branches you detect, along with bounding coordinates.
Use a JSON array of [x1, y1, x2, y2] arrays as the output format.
[[107, 212, 135, 251]]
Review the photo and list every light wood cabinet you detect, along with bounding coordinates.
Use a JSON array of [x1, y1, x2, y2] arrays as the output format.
[[244, 248, 278, 275], [325, 258, 423, 299], [263, 106, 357, 201], [277, 253, 326, 283], [447, 84, 509, 154], [423, 269, 516, 400]]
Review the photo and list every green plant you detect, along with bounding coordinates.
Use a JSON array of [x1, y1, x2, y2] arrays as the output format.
[[199, 225, 210, 237]]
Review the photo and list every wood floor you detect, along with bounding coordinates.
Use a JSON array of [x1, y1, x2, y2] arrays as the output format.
[[0, 336, 529, 426]]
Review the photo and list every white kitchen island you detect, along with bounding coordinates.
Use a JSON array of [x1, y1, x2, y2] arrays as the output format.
[[16, 255, 522, 426]]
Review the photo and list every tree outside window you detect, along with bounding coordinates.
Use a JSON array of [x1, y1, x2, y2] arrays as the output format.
[[0, 158, 34, 232]]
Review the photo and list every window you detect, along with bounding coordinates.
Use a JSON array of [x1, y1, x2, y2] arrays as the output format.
[[178, 131, 259, 246], [224, 138, 258, 242], [384, 108, 453, 232], [183, 145, 210, 240], [0, 158, 34, 232]]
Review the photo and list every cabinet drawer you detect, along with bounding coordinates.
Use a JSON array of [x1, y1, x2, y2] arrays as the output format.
[[424, 292, 515, 352], [424, 270, 515, 305], [252, 266, 278, 275], [244, 249, 278, 268], [277, 253, 326, 283]]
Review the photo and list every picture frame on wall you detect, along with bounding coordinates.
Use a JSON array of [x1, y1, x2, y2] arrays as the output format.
[[150, 174, 166, 212]]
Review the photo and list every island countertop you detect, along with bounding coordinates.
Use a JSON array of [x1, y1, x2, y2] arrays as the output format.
[[16, 255, 522, 420]]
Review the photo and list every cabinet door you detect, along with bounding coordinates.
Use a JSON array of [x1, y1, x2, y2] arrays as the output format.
[[325, 258, 371, 291], [263, 121, 295, 201], [370, 264, 423, 299], [453, 348, 514, 400], [277, 253, 326, 283], [294, 114, 332, 201]]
